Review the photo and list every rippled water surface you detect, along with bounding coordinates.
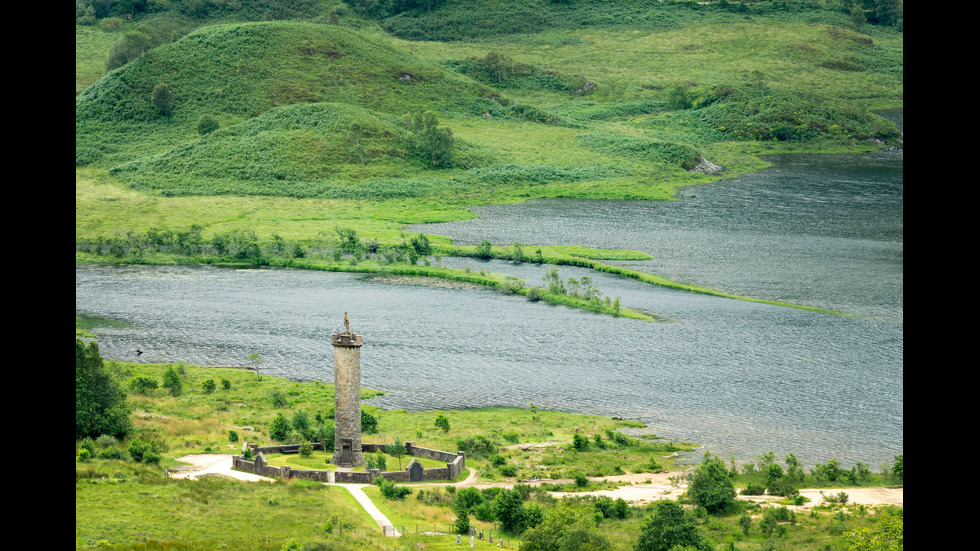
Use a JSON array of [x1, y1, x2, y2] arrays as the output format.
[[76, 151, 902, 467]]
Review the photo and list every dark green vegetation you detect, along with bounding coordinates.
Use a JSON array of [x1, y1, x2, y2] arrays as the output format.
[[76, 336, 903, 550], [77, 1, 902, 321], [77, 3, 901, 548]]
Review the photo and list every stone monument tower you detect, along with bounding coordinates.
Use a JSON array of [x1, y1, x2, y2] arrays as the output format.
[[332, 312, 365, 467]]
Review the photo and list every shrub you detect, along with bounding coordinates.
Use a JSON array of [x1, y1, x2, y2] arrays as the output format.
[[98, 445, 126, 460], [374, 477, 411, 500], [77, 448, 93, 462], [197, 114, 220, 135], [475, 240, 493, 260], [128, 437, 162, 464], [80, 437, 98, 457], [361, 410, 378, 434], [767, 477, 798, 497], [366, 450, 387, 472], [228, 430, 239, 442], [525, 286, 543, 302], [221, 378, 231, 390], [435, 414, 450, 433], [270, 390, 288, 408], [813, 458, 845, 482], [269, 413, 291, 441], [202, 378, 216, 394], [130, 376, 158, 394], [612, 497, 630, 519], [299, 441, 314, 457], [572, 433, 589, 451], [456, 435, 498, 459]]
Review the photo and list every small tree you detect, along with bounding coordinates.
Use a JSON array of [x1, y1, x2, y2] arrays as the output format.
[[162, 365, 183, 397], [784, 452, 805, 483], [435, 414, 450, 433], [475, 240, 493, 260], [544, 266, 565, 294], [202, 378, 216, 394], [634, 500, 712, 551], [316, 424, 335, 455], [687, 452, 736, 514], [387, 438, 407, 470], [406, 111, 454, 167], [453, 500, 471, 534], [76, 339, 132, 439], [151, 82, 174, 116], [738, 512, 752, 536], [292, 410, 312, 440], [491, 488, 526, 534], [269, 413, 291, 442], [248, 352, 263, 380]]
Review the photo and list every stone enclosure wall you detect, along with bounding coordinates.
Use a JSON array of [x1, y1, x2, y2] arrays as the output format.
[[232, 441, 465, 484]]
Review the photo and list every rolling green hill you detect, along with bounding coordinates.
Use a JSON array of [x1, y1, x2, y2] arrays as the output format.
[[75, 0, 902, 253], [76, 21, 518, 167]]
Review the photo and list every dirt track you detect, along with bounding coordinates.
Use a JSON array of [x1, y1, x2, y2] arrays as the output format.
[[170, 454, 903, 511]]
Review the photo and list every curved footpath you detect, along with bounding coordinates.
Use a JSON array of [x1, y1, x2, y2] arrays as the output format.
[[169, 454, 903, 537]]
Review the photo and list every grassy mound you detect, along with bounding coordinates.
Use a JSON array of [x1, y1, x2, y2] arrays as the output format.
[[75, 21, 509, 167]]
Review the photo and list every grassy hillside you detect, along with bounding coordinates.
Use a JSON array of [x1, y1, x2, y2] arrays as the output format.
[[76, 21, 514, 166], [75, 1, 902, 304]]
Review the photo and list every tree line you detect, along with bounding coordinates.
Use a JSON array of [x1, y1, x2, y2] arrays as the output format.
[[76, 226, 438, 266]]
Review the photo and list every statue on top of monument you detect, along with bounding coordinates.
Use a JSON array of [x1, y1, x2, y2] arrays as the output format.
[[344, 312, 350, 334]]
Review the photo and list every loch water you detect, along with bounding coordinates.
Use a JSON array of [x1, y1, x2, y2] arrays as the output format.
[[76, 150, 902, 468]]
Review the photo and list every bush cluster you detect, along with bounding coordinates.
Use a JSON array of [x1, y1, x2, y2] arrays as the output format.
[[373, 476, 412, 500]]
